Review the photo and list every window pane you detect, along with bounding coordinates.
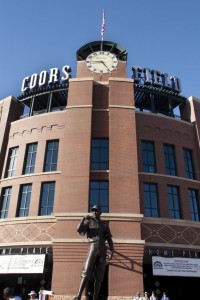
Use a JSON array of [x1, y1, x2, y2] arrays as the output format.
[[184, 149, 195, 179], [91, 148, 99, 161], [24, 143, 37, 174], [145, 208, 151, 217], [168, 185, 181, 219], [92, 140, 100, 147], [0, 187, 12, 219], [142, 141, 156, 173], [100, 190, 108, 201], [44, 140, 59, 172], [143, 183, 159, 217], [89, 181, 109, 212], [90, 138, 109, 170], [17, 184, 32, 217], [144, 195, 151, 208], [100, 181, 109, 189], [39, 182, 55, 216], [189, 189, 200, 221], [6, 147, 19, 177], [164, 144, 177, 176], [90, 181, 99, 189], [152, 209, 158, 217]]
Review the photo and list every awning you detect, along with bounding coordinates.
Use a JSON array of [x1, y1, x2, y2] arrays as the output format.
[[0, 254, 45, 274]]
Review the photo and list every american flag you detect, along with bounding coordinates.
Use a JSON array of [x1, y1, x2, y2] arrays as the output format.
[[101, 10, 105, 41]]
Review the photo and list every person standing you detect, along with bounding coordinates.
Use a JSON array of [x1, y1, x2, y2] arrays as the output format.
[[3, 287, 22, 300], [28, 291, 38, 300], [150, 291, 157, 300], [161, 292, 169, 300], [142, 291, 149, 300], [133, 292, 142, 300], [74, 204, 114, 300]]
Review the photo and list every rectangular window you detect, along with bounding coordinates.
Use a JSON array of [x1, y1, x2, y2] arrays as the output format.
[[164, 144, 177, 176], [17, 184, 32, 217], [91, 139, 109, 170], [6, 147, 19, 177], [44, 140, 59, 172], [0, 187, 12, 219], [142, 141, 156, 173], [23, 143, 38, 174], [183, 149, 195, 179], [39, 182, 55, 216], [189, 189, 200, 221], [168, 185, 181, 219], [89, 181, 109, 213], [143, 183, 159, 217]]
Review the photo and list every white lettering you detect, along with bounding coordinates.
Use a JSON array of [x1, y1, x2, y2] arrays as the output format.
[[61, 65, 71, 82], [39, 71, 48, 86], [161, 72, 170, 88], [148, 249, 153, 255], [171, 76, 181, 93], [164, 250, 168, 256], [30, 74, 39, 89], [132, 66, 142, 83], [132, 66, 182, 93], [21, 65, 71, 93], [151, 70, 162, 87], [21, 76, 30, 92], [143, 68, 151, 85], [48, 68, 60, 84]]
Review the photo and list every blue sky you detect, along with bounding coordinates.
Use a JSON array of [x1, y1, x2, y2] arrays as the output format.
[[0, 0, 200, 100]]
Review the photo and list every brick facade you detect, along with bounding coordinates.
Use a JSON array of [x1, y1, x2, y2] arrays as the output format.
[[0, 42, 200, 300]]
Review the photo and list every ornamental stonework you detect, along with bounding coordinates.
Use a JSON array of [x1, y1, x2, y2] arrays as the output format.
[[142, 222, 200, 246]]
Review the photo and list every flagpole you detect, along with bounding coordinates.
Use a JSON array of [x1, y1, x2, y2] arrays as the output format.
[[101, 9, 105, 51]]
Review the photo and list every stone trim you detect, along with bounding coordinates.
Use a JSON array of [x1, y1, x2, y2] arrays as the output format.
[[52, 238, 145, 245], [0, 171, 61, 183]]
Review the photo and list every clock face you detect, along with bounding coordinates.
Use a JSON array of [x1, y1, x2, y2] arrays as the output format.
[[86, 51, 118, 74]]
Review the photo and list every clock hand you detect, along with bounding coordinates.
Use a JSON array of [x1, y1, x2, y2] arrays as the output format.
[[92, 60, 108, 68], [101, 61, 108, 68], [91, 60, 103, 63]]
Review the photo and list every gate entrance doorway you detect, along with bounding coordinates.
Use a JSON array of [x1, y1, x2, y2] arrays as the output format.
[[143, 264, 199, 300]]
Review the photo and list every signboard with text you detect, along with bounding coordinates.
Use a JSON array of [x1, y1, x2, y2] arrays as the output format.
[[152, 256, 200, 277], [0, 254, 45, 274]]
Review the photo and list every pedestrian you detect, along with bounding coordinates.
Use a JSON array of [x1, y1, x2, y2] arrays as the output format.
[[142, 291, 149, 300], [133, 292, 142, 300], [161, 292, 169, 300], [28, 291, 38, 300], [150, 291, 157, 300], [74, 204, 114, 300], [3, 287, 22, 300]]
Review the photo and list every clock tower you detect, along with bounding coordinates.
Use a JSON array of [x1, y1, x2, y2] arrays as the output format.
[[64, 40, 143, 299], [76, 40, 128, 80]]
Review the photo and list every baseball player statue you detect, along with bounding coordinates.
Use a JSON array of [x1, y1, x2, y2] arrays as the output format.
[[74, 204, 114, 300]]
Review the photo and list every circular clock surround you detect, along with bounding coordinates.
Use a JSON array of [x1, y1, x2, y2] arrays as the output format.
[[86, 51, 118, 74]]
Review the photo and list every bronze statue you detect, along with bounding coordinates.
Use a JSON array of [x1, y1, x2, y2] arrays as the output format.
[[75, 205, 114, 300]]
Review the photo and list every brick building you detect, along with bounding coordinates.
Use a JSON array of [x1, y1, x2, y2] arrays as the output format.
[[0, 40, 200, 300]]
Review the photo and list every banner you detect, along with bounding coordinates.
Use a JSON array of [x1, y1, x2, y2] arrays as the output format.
[[0, 254, 45, 274], [152, 256, 200, 277]]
